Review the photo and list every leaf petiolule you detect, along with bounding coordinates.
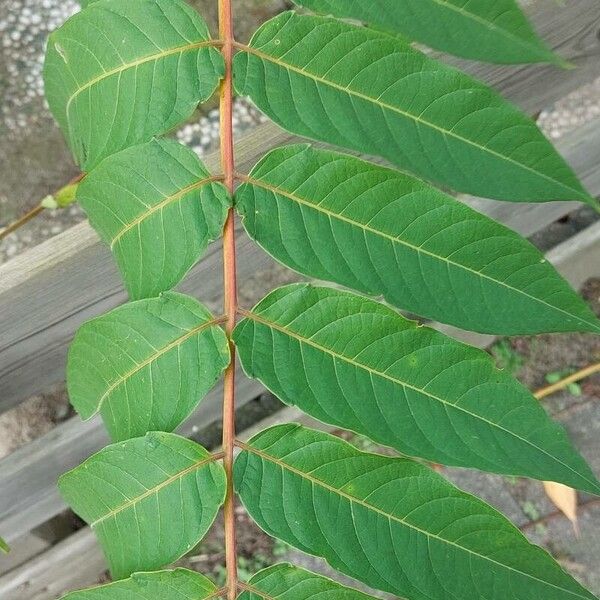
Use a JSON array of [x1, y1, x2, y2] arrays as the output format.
[[44, 0, 224, 170], [234, 284, 600, 495], [59, 569, 219, 599], [59, 432, 226, 580], [235, 424, 597, 600], [236, 144, 600, 335], [78, 139, 230, 300], [67, 292, 230, 442], [240, 563, 379, 599], [293, 0, 563, 66], [234, 12, 593, 205]]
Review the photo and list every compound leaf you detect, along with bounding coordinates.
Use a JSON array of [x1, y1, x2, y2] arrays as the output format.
[[240, 564, 379, 599], [292, 0, 562, 65], [44, 0, 224, 170], [237, 145, 599, 335], [235, 424, 596, 600], [234, 12, 593, 205], [68, 292, 229, 442], [60, 569, 218, 599], [78, 139, 230, 300], [233, 284, 600, 495], [59, 432, 226, 580]]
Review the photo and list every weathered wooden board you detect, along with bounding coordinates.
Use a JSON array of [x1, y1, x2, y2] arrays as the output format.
[[0, 527, 106, 600], [0, 532, 49, 576]]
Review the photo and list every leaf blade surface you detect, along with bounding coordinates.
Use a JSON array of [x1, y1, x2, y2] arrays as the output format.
[[78, 139, 230, 300], [68, 292, 230, 441], [44, 0, 224, 169], [235, 424, 597, 600], [240, 563, 379, 599], [234, 12, 592, 205], [293, 0, 561, 65], [233, 284, 600, 494], [60, 569, 218, 599], [59, 432, 226, 579], [237, 145, 599, 335]]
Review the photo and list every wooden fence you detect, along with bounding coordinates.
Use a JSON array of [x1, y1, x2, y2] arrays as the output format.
[[1, 0, 600, 597]]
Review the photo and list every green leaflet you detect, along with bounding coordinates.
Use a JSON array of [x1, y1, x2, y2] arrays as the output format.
[[67, 292, 230, 442], [235, 424, 597, 600], [0, 537, 8, 554], [240, 564, 379, 599], [293, 0, 562, 65], [237, 145, 599, 335], [78, 139, 230, 300], [234, 12, 594, 206], [233, 284, 600, 494], [59, 569, 219, 599], [59, 432, 226, 579], [44, 0, 224, 170]]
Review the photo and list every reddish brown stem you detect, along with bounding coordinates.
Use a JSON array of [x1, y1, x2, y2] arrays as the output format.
[[0, 205, 44, 241], [0, 172, 84, 242], [218, 0, 238, 599]]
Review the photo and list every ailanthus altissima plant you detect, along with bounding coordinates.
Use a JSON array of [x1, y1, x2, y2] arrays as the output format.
[[41, 0, 600, 598]]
